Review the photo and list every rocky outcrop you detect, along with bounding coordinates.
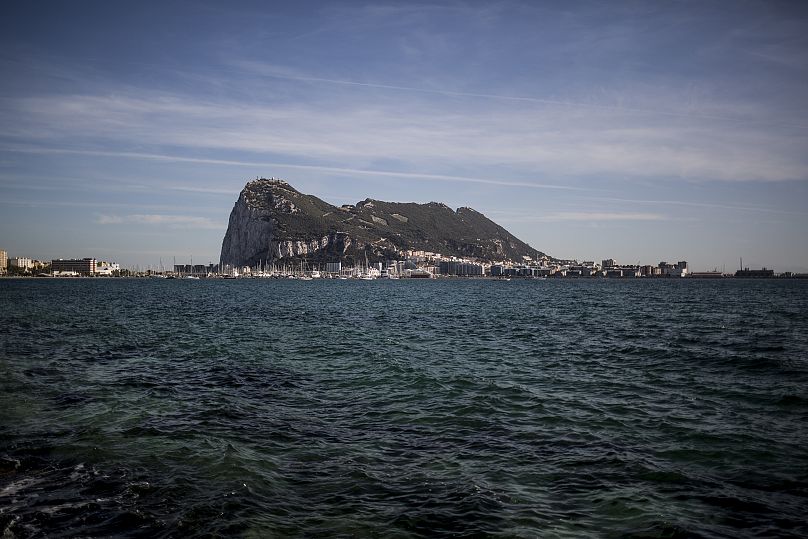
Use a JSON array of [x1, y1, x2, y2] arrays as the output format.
[[269, 233, 353, 259], [220, 178, 547, 267]]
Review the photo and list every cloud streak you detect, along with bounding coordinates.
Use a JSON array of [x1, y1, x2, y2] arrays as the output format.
[[499, 211, 667, 223], [586, 195, 808, 216], [96, 213, 221, 229], [234, 60, 808, 130], [2, 145, 586, 191], [3, 88, 806, 183]]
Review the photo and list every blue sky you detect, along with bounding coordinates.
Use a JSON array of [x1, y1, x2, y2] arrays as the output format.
[[1, 1, 807, 271]]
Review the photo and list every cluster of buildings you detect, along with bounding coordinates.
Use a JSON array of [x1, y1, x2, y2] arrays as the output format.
[[401, 254, 799, 279], [329, 255, 794, 279], [484, 259, 690, 278], [379, 251, 695, 279], [236, 255, 694, 279], [50, 258, 121, 276], [0, 251, 120, 276], [0, 252, 50, 274], [0, 247, 799, 279]]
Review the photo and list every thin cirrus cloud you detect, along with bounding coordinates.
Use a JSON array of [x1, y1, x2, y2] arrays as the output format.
[[233, 59, 808, 130], [96, 214, 221, 229], [2, 145, 583, 191], [544, 212, 666, 222], [497, 211, 667, 223], [5, 83, 808, 183]]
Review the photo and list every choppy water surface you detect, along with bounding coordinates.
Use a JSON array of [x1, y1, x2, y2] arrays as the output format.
[[1, 278, 807, 538]]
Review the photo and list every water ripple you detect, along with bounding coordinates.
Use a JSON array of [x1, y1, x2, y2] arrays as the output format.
[[1, 278, 807, 537]]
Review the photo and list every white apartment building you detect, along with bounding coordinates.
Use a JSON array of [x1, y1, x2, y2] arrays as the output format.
[[96, 262, 121, 276], [9, 257, 34, 270]]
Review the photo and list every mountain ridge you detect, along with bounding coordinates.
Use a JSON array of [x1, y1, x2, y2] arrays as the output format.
[[220, 178, 548, 267]]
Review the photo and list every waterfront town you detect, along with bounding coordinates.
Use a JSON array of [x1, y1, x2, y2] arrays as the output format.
[[0, 248, 801, 280]]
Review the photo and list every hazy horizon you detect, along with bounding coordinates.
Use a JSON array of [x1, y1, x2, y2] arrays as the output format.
[[2, 1, 807, 272]]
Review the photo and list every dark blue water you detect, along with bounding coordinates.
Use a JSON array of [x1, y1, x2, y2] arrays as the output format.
[[1, 278, 807, 538]]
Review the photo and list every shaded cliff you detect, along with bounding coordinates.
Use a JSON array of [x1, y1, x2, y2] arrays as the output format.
[[220, 178, 547, 267]]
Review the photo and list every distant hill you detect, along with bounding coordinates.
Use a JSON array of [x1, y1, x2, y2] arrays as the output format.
[[220, 178, 548, 267]]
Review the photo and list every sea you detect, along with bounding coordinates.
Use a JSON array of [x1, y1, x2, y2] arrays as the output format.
[[1, 278, 807, 538]]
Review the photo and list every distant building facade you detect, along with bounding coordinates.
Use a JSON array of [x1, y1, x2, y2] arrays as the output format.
[[0, 250, 6, 273], [735, 267, 774, 278], [9, 257, 34, 270], [96, 262, 121, 276], [659, 261, 689, 277], [569, 264, 597, 277], [387, 260, 406, 276], [439, 261, 484, 276], [52, 258, 96, 276], [640, 265, 658, 277]]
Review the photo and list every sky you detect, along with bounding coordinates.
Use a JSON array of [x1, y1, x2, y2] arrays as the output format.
[[1, 1, 807, 271]]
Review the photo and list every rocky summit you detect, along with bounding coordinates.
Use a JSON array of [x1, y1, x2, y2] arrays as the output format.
[[220, 178, 547, 267]]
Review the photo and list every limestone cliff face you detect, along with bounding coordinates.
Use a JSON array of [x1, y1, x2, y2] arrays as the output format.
[[220, 178, 547, 267], [218, 190, 274, 267]]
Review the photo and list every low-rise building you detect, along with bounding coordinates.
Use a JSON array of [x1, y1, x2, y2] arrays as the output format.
[[640, 265, 656, 277], [439, 260, 484, 276], [96, 262, 121, 276], [659, 261, 689, 277], [516, 266, 535, 277], [10, 257, 34, 270], [735, 267, 774, 278], [52, 258, 96, 276], [569, 265, 597, 277]]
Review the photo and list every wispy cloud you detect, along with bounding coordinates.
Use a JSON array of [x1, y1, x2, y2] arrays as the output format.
[[586, 195, 808, 216], [96, 214, 125, 224], [549, 212, 665, 222], [2, 146, 585, 191], [3, 86, 806, 182], [499, 211, 667, 223], [96, 214, 221, 229], [234, 60, 808, 130]]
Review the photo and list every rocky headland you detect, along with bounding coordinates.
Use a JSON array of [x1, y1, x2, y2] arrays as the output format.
[[220, 178, 546, 267]]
